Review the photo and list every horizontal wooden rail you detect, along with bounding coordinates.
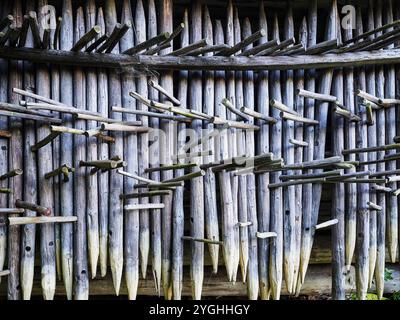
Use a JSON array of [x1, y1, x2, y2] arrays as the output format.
[[1, 47, 400, 71]]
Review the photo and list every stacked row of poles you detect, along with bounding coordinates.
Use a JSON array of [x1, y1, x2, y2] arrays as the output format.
[[0, 0, 399, 300]]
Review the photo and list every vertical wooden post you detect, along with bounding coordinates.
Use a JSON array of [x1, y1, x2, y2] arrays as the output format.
[[282, 4, 296, 295], [7, 0, 23, 300], [368, 1, 376, 286], [60, 0, 74, 299], [226, 0, 240, 283], [257, 1, 271, 300], [172, 8, 188, 300], [297, 0, 317, 295], [214, 19, 236, 284], [106, 0, 124, 296], [135, 0, 150, 281], [203, 4, 220, 277], [36, 0, 56, 300], [189, 0, 204, 300], [331, 3, 345, 300], [243, 17, 258, 300], [96, 6, 110, 279], [356, 4, 370, 301], [0, 0, 10, 296], [85, 0, 100, 281], [293, 16, 307, 297], [121, 0, 139, 300], [20, 0, 37, 300], [233, 6, 248, 285], [269, 13, 283, 300], [50, 8, 62, 285], [383, 0, 397, 267], [342, 5, 357, 289], [73, 6, 89, 300], [159, 0, 174, 300], [147, 0, 162, 297]]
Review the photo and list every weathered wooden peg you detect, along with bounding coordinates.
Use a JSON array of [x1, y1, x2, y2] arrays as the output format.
[[0, 130, 11, 138], [237, 222, 253, 228], [281, 111, 319, 125], [256, 232, 278, 239], [119, 190, 171, 200], [0, 188, 11, 194], [15, 199, 51, 216], [367, 202, 383, 211], [0, 270, 10, 277], [289, 138, 309, 147], [124, 203, 165, 211], [221, 98, 250, 121], [148, 80, 181, 106], [122, 32, 170, 55], [28, 11, 42, 48], [30, 131, 61, 152], [4, 216, 77, 226], [71, 25, 101, 52], [315, 219, 339, 230], [0, 169, 23, 180], [0, 15, 13, 32], [0, 208, 24, 215], [45, 164, 75, 182], [181, 236, 223, 246]]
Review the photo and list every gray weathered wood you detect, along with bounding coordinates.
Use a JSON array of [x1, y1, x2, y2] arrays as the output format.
[[135, 0, 150, 283], [73, 6, 89, 300], [233, 7, 248, 286], [120, 0, 139, 300], [159, 0, 174, 300], [269, 13, 283, 300], [85, 0, 99, 281], [59, 0, 74, 299], [257, 1, 270, 299], [106, 0, 124, 296], [243, 16, 259, 300], [189, 0, 204, 300]]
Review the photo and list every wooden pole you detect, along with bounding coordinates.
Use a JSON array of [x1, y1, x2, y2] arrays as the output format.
[[201, 5, 219, 278], [282, 6, 296, 295], [120, 0, 139, 300], [135, 0, 150, 282], [85, 0, 99, 281], [73, 6, 89, 300], [343, 15, 358, 281], [7, 0, 23, 300], [159, 0, 174, 300], [96, 7, 109, 278], [214, 18, 236, 285], [170, 17, 185, 293], [49, 8, 62, 285], [226, 0, 240, 284], [243, 16, 259, 300], [257, 2, 270, 299], [147, 0, 161, 297], [189, 0, 204, 300], [331, 6, 345, 299], [269, 13, 283, 300], [105, 0, 124, 296], [59, 0, 74, 299], [0, 2, 9, 292], [355, 4, 370, 301], [233, 7, 248, 286], [303, 0, 337, 299], [292, 15, 307, 296]]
